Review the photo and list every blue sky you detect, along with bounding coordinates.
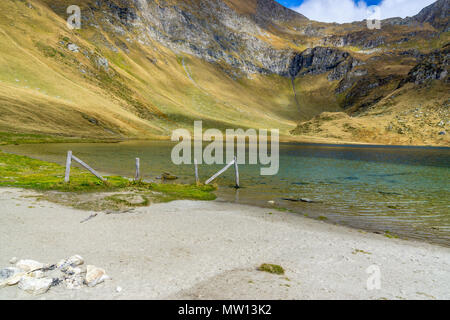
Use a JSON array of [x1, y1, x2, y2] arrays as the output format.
[[275, 0, 435, 23]]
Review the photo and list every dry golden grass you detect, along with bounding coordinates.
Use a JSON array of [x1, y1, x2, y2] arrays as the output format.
[[292, 82, 450, 146]]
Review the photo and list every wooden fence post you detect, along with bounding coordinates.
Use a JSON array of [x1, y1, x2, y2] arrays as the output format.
[[71, 154, 106, 181], [234, 156, 240, 189], [205, 159, 236, 185], [194, 158, 200, 185], [65, 151, 72, 183], [135, 158, 140, 181]]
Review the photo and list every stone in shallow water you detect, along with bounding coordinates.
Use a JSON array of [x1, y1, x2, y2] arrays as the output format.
[[18, 277, 53, 295], [85, 265, 110, 287], [16, 259, 44, 272]]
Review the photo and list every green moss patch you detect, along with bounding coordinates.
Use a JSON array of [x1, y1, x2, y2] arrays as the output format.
[[0, 151, 216, 209], [257, 263, 285, 275]]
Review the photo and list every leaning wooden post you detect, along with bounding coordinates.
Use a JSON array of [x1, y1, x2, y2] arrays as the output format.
[[194, 158, 200, 185], [135, 158, 140, 181], [65, 151, 72, 183], [205, 159, 236, 185], [234, 156, 240, 189], [71, 154, 106, 182]]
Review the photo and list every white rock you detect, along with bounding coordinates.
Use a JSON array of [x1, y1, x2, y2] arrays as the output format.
[[0, 267, 21, 280], [64, 275, 84, 290], [18, 277, 52, 295], [0, 267, 25, 288], [268, 200, 275, 205], [67, 43, 79, 52], [16, 260, 44, 272], [85, 265, 110, 287], [29, 270, 45, 279], [9, 257, 18, 264], [58, 255, 85, 271], [64, 265, 86, 276], [116, 286, 122, 293], [67, 255, 84, 266], [56, 259, 67, 268]]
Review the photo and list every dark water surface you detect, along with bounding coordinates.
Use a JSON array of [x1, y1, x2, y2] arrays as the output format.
[[3, 141, 449, 246]]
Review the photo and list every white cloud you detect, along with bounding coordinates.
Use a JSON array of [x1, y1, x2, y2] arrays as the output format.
[[291, 0, 437, 23]]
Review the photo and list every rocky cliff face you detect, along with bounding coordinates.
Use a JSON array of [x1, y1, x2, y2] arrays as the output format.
[[400, 44, 449, 86], [82, 0, 305, 76], [51, 0, 449, 81]]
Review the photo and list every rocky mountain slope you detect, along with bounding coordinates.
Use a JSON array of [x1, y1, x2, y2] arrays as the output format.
[[0, 0, 448, 145]]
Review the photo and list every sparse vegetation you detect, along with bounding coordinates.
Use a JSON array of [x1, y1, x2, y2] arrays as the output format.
[[257, 263, 285, 275], [352, 249, 372, 255], [0, 132, 119, 146]]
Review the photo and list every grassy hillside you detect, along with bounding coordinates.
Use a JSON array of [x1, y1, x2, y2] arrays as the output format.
[[0, 0, 448, 146], [0, 0, 313, 141]]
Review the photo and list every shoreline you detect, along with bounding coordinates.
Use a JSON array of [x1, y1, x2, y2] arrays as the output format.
[[1, 132, 449, 149], [0, 187, 449, 300], [1, 145, 448, 248]]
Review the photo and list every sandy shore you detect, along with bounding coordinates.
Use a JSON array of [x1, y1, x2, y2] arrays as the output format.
[[0, 187, 449, 300]]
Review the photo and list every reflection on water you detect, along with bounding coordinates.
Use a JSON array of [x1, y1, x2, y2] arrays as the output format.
[[2, 141, 449, 246]]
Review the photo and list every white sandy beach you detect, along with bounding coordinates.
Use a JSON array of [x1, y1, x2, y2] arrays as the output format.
[[0, 187, 449, 300]]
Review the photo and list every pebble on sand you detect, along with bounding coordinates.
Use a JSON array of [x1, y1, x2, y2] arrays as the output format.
[[85, 265, 110, 287]]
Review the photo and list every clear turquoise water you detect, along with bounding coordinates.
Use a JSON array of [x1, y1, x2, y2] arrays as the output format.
[[2, 141, 449, 246]]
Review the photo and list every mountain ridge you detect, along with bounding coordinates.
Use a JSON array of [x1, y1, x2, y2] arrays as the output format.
[[0, 0, 448, 146]]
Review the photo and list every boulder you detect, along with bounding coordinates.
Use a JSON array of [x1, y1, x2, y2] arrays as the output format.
[[18, 277, 52, 295], [85, 265, 110, 287]]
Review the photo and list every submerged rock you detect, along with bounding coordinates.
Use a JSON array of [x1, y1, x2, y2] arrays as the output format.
[[18, 277, 53, 295], [282, 197, 317, 203], [161, 172, 178, 180]]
